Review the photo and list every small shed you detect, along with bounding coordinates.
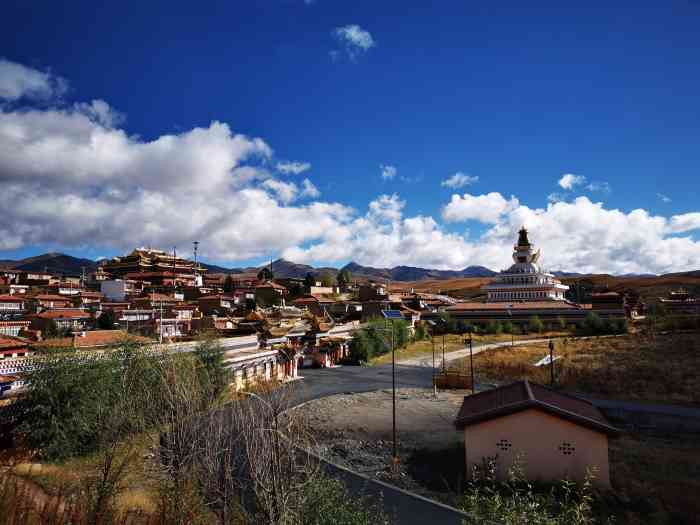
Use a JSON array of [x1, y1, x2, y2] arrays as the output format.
[[455, 380, 618, 487]]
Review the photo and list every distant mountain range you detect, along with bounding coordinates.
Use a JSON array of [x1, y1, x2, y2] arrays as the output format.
[[0, 253, 99, 276], [0, 252, 673, 282]]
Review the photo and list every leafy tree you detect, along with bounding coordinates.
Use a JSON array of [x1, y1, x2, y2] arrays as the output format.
[[194, 339, 230, 404], [319, 272, 334, 287], [528, 316, 544, 334], [581, 312, 604, 335], [304, 272, 316, 290], [336, 269, 352, 291], [97, 309, 116, 330], [223, 274, 234, 293], [557, 316, 568, 331], [485, 320, 503, 335], [501, 321, 513, 334], [436, 312, 457, 334], [414, 322, 426, 341], [348, 330, 372, 364], [257, 267, 273, 281]]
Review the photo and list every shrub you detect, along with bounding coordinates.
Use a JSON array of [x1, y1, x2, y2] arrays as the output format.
[[502, 321, 513, 334], [528, 316, 544, 334], [462, 457, 600, 525], [414, 322, 426, 341], [485, 320, 503, 335]]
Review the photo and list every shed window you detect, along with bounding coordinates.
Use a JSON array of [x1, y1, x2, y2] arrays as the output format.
[[496, 439, 512, 452], [558, 442, 576, 455]]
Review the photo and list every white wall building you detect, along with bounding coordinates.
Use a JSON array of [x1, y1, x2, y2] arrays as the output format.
[[482, 228, 569, 302]]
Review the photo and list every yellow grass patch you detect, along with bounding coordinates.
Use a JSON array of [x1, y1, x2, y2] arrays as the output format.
[[450, 332, 700, 405]]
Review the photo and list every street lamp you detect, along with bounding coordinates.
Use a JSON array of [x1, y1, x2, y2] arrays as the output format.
[[426, 320, 437, 398], [549, 338, 555, 386], [382, 310, 404, 466], [507, 304, 514, 347]]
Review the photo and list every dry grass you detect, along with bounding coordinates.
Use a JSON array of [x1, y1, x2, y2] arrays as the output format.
[[449, 332, 700, 405], [372, 331, 569, 365], [607, 431, 700, 525], [9, 433, 159, 516]]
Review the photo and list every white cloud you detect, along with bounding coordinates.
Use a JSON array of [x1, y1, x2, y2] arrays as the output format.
[[657, 193, 672, 203], [285, 192, 700, 275], [2, 61, 699, 276], [332, 25, 375, 60], [441, 172, 479, 189], [300, 178, 320, 198], [380, 164, 397, 180], [262, 179, 299, 204], [586, 180, 611, 193], [276, 161, 311, 175], [558, 173, 586, 190], [0, 59, 67, 101], [442, 192, 519, 224]]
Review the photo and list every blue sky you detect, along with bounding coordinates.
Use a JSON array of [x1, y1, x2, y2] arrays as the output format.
[[1, 1, 699, 274]]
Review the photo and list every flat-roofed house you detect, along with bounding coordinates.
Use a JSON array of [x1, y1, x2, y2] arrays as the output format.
[[29, 309, 92, 333], [455, 380, 618, 488], [0, 295, 25, 314], [32, 294, 72, 310]]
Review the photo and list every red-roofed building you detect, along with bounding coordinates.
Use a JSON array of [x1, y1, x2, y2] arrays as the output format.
[[455, 380, 617, 487], [0, 295, 25, 313], [29, 309, 92, 332], [0, 337, 29, 359], [31, 294, 72, 310]]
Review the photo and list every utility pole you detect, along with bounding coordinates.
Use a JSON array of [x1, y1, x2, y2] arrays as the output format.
[[431, 330, 436, 397], [172, 246, 177, 295], [193, 241, 199, 286], [391, 319, 397, 466], [468, 330, 475, 394]]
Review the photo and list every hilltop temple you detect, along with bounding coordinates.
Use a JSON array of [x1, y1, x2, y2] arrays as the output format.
[[482, 227, 569, 302]]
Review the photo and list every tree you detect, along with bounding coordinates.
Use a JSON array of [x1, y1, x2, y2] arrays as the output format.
[[304, 272, 316, 290], [557, 316, 568, 331], [319, 272, 334, 287], [257, 267, 273, 281], [414, 322, 426, 341], [223, 274, 234, 293], [336, 269, 352, 291], [194, 339, 231, 404], [97, 309, 115, 330], [581, 312, 604, 335], [486, 320, 503, 335], [528, 316, 544, 334], [501, 321, 513, 334], [348, 331, 372, 364]]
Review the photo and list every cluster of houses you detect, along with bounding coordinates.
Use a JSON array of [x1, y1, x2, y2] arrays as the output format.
[[0, 247, 459, 396]]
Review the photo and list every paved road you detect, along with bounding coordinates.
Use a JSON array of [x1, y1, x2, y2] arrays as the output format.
[[291, 363, 434, 406]]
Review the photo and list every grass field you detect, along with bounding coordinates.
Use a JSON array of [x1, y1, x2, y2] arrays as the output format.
[[607, 431, 700, 524], [371, 331, 570, 365], [448, 332, 700, 405]]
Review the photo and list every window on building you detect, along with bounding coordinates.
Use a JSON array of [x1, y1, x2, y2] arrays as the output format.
[[496, 439, 512, 452], [558, 442, 575, 455]]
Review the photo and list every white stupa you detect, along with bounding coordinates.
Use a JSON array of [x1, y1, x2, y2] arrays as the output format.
[[482, 227, 569, 302]]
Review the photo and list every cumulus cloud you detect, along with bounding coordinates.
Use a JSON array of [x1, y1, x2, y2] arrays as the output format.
[[380, 164, 397, 180], [442, 192, 519, 224], [0, 58, 67, 101], [2, 61, 699, 276], [558, 173, 586, 190], [0, 63, 351, 260], [300, 178, 320, 198], [332, 24, 375, 60], [284, 191, 700, 275], [276, 161, 310, 175], [441, 172, 478, 188]]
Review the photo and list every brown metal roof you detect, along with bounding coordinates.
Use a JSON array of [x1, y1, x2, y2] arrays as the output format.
[[447, 301, 579, 311], [454, 380, 618, 435]]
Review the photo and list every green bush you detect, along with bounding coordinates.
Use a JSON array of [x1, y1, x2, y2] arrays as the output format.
[[486, 320, 503, 335], [462, 457, 601, 525], [301, 474, 390, 525], [528, 316, 544, 334]]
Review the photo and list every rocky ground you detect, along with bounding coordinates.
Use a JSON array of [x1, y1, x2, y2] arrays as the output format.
[[299, 388, 471, 503]]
